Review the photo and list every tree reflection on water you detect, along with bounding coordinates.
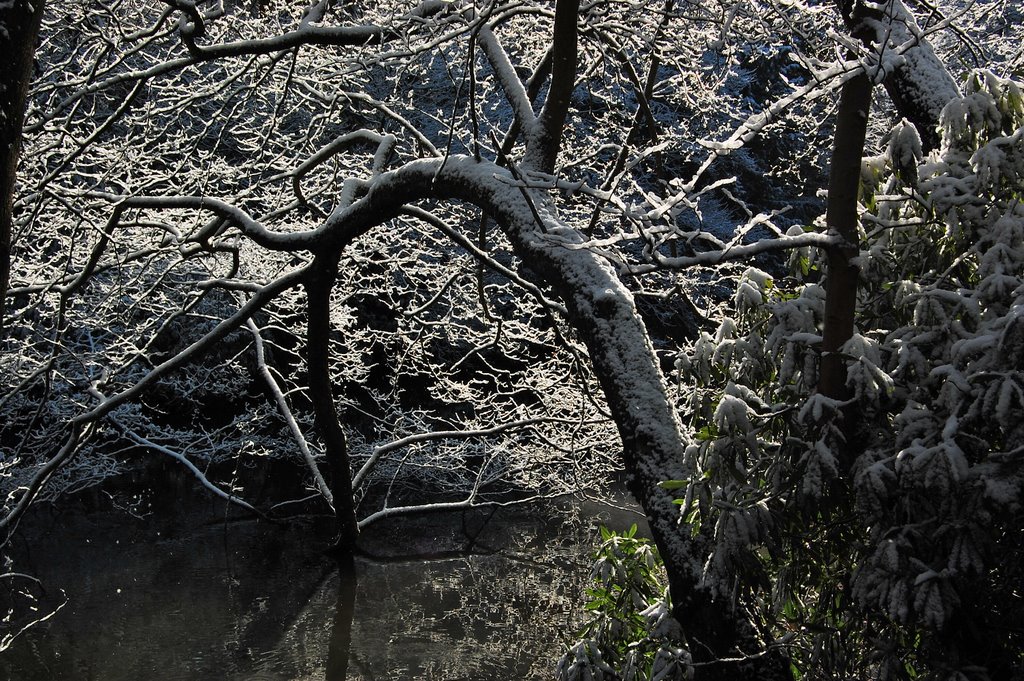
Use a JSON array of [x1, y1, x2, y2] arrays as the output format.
[[2, 497, 637, 680], [325, 556, 356, 681]]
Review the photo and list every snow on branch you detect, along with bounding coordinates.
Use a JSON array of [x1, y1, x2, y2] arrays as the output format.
[[401, 205, 567, 317], [474, 23, 537, 136], [167, 0, 446, 60], [648, 58, 866, 221], [88, 193, 335, 252], [246, 318, 333, 508], [78, 267, 306, 424], [352, 416, 604, 489], [276, 130, 394, 217], [637, 230, 840, 272], [111, 416, 263, 516], [356, 492, 548, 529]]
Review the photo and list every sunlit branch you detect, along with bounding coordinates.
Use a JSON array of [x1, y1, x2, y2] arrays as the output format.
[[622, 231, 841, 274], [278, 130, 396, 218], [474, 23, 537, 135], [38, 0, 448, 124], [246, 318, 334, 508], [647, 58, 867, 221], [88, 193, 305, 250], [0, 422, 88, 540], [400, 205, 567, 317], [110, 415, 264, 516], [357, 493, 549, 529], [351, 415, 602, 490], [0, 574, 67, 652], [79, 267, 307, 423]]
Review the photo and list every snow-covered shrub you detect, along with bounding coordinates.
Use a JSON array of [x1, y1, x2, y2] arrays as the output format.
[[672, 71, 1024, 679]]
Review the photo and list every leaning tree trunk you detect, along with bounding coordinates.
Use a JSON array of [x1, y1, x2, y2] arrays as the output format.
[[0, 0, 46, 333], [840, 0, 960, 152], [500, 204, 793, 681]]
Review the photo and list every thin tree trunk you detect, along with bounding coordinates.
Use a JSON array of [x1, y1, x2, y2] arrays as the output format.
[[306, 253, 359, 551], [522, 0, 579, 173], [819, 72, 872, 408], [0, 0, 46, 333]]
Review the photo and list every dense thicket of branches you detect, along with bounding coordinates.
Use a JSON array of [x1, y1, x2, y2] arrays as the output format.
[[1, 0, 1021, 678]]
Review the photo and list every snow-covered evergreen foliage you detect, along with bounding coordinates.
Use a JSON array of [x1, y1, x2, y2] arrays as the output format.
[[673, 72, 1024, 680]]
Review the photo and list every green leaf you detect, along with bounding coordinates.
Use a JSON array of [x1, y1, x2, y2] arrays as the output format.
[[658, 479, 688, 490], [696, 425, 717, 441]]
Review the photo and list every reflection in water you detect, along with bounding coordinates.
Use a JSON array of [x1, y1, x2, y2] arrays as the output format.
[[325, 556, 356, 681], [1, 497, 643, 680]]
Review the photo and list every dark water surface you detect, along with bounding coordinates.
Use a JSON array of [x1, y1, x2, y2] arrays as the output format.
[[1, 490, 644, 681]]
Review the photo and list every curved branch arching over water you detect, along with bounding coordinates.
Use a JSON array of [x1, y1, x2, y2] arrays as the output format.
[[298, 153, 788, 678]]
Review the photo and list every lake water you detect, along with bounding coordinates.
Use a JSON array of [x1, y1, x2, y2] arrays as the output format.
[[1, 490, 646, 680]]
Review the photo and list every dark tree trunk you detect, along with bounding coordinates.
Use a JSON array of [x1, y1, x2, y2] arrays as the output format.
[[522, 0, 579, 173], [819, 72, 872, 409], [306, 253, 360, 551], [0, 0, 46, 333], [325, 555, 358, 681]]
